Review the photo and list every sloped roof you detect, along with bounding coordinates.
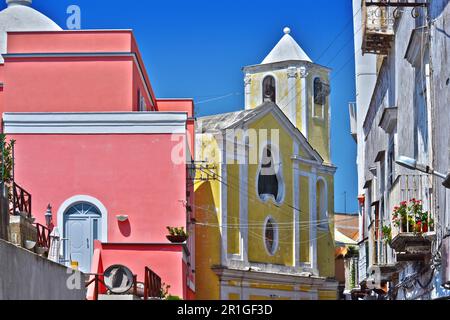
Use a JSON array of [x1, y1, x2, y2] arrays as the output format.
[[335, 229, 358, 247], [261, 27, 312, 64]]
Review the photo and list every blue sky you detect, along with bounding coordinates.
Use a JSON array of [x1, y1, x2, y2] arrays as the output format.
[[7, 0, 358, 213]]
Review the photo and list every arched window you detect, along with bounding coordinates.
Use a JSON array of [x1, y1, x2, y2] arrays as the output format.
[[257, 145, 284, 203], [264, 217, 278, 255], [262, 76, 276, 103], [316, 178, 328, 230]]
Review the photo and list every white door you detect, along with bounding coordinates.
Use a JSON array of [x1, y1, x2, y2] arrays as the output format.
[[64, 203, 102, 273]]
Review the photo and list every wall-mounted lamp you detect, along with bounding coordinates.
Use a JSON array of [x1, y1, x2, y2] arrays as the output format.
[[396, 156, 450, 189], [116, 215, 129, 222], [44, 204, 52, 227]]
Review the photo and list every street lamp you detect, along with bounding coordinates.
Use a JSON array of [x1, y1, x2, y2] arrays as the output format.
[[44, 204, 53, 227], [396, 156, 450, 189]]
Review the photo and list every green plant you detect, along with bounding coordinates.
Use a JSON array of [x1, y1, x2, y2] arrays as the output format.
[[382, 225, 392, 245], [392, 199, 433, 234], [167, 295, 182, 300], [345, 246, 359, 258], [0, 134, 15, 184], [166, 226, 189, 238], [160, 282, 171, 299]]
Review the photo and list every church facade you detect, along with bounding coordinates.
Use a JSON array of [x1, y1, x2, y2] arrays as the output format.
[[195, 28, 338, 300]]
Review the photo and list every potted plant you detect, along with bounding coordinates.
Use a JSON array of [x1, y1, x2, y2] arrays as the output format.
[[166, 226, 189, 243], [392, 199, 434, 234]]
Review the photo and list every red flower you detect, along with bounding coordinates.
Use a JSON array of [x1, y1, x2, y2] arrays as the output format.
[[401, 201, 407, 206]]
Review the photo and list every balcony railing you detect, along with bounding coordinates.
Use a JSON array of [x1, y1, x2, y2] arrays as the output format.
[[35, 223, 51, 250], [362, 1, 395, 55], [144, 266, 162, 300], [388, 174, 434, 260], [10, 182, 32, 218]]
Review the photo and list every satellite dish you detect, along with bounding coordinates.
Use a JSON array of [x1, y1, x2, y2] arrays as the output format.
[[103, 264, 134, 294]]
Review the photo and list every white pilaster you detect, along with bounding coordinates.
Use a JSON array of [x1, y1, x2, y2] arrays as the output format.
[[299, 66, 309, 139], [287, 66, 298, 126], [244, 73, 252, 110], [293, 141, 300, 267], [309, 167, 318, 273], [220, 138, 228, 266], [239, 133, 249, 263]]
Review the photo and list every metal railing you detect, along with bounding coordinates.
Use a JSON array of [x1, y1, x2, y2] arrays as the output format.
[[362, 0, 395, 55], [389, 174, 433, 237], [85, 266, 162, 300], [144, 266, 162, 300]]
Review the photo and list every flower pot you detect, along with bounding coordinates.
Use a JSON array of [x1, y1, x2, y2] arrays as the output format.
[[167, 235, 188, 243]]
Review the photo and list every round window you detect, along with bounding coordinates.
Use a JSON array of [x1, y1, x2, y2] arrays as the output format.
[[264, 218, 278, 255]]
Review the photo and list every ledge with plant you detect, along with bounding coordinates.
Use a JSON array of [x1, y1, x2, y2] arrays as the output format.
[[166, 226, 189, 243]]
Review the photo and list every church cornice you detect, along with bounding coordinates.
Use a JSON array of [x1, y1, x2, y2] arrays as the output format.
[[242, 60, 331, 75]]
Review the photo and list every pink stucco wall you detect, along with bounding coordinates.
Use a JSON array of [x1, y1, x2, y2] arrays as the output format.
[[1, 30, 196, 299], [94, 242, 188, 299], [0, 31, 157, 114], [11, 133, 187, 243]]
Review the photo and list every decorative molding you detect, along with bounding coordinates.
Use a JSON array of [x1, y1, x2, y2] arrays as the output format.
[[262, 216, 279, 256], [299, 66, 308, 78], [287, 66, 298, 78], [3, 112, 187, 134], [213, 264, 329, 286]]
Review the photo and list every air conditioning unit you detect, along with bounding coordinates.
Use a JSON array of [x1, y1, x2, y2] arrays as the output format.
[[441, 236, 450, 289]]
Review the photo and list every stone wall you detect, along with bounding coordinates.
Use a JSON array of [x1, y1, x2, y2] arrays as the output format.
[[0, 239, 86, 300]]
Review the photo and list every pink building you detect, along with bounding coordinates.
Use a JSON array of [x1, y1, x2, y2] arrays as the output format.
[[0, 1, 195, 299]]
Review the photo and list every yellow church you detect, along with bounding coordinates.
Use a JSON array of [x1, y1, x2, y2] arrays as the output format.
[[194, 27, 338, 300]]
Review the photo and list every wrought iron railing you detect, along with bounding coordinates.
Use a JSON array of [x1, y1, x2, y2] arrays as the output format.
[[362, 0, 395, 55], [144, 266, 162, 300]]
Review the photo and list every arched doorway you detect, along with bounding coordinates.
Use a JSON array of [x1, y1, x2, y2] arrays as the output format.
[[63, 202, 103, 272]]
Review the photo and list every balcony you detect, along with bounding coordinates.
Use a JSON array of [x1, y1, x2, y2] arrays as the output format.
[[362, 1, 395, 55], [388, 174, 434, 261], [349, 102, 357, 142]]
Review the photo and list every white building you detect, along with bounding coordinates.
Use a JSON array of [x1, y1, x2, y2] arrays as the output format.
[[350, 0, 450, 300]]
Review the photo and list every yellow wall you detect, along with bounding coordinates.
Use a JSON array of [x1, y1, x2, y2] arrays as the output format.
[[307, 71, 331, 163], [195, 109, 336, 300], [246, 113, 294, 266], [194, 134, 222, 300], [246, 67, 331, 163]]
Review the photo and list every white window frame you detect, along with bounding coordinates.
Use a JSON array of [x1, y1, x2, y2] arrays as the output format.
[[263, 216, 279, 256]]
